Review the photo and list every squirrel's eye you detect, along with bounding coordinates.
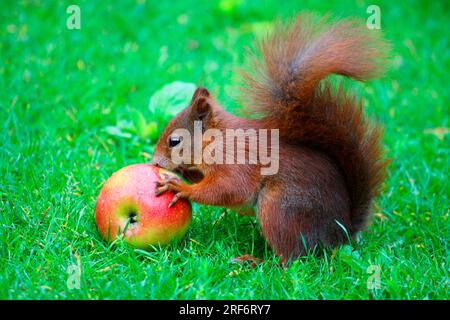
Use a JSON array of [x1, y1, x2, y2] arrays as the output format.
[[169, 136, 182, 148]]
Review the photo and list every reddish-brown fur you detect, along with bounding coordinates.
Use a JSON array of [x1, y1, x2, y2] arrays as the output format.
[[151, 14, 390, 263]]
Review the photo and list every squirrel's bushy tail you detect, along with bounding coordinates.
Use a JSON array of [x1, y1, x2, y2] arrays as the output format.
[[241, 14, 390, 232]]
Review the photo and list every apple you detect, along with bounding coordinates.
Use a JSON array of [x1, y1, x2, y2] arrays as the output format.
[[95, 164, 192, 248]]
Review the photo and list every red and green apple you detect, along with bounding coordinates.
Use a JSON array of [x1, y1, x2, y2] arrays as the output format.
[[95, 164, 191, 248]]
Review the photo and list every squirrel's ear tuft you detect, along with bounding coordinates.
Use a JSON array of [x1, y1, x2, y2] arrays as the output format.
[[191, 96, 211, 121], [192, 87, 210, 101], [191, 87, 212, 121]]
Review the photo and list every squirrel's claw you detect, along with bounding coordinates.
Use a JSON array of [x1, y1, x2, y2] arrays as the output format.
[[168, 192, 189, 208], [155, 184, 169, 196], [155, 177, 181, 196], [168, 193, 180, 207], [155, 180, 168, 196], [155, 179, 190, 206]]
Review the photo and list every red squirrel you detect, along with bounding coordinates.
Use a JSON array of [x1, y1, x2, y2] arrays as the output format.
[[151, 15, 390, 263]]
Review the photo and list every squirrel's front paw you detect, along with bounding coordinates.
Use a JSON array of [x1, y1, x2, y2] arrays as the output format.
[[155, 178, 191, 207]]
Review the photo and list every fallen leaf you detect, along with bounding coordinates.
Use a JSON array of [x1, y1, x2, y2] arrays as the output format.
[[423, 127, 449, 140]]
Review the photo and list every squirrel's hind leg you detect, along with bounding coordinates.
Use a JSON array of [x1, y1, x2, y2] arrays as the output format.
[[257, 182, 351, 264]]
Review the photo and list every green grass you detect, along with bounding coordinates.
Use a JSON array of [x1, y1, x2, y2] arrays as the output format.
[[1, 0, 448, 299]]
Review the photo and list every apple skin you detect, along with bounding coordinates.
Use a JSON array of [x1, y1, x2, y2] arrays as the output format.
[[95, 164, 191, 248]]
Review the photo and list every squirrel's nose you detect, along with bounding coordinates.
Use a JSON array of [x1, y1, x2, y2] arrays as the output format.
[[150, 157, 159, 167]]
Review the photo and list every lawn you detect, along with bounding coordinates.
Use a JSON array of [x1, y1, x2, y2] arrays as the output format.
[[0, 0, 448, 299]]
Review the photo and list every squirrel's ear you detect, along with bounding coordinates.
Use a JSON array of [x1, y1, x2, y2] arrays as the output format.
[[192, 87, 210, 100], [191, 87, 212, 121]]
